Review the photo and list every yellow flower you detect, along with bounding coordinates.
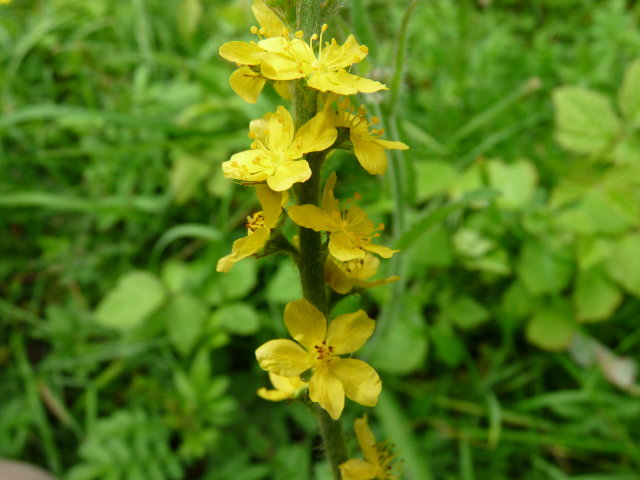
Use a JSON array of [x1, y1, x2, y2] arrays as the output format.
[[258, 25, 387, 95], [255, 299, 381, 420], [218, 0, 290, 103], [222, 105, 337, 191], [216, 185, 286, 273], [340, 415, 399, 480], [327, 97, 409, 175], [257, 372, 307, 401], [325, 254, 399, 294], [288, 172, 399, 261]]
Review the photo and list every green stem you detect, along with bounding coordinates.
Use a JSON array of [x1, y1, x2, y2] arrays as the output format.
[[288, 5, 348, 477]]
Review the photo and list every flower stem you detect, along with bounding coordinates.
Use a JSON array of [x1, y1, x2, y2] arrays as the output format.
[[314, 405, 349, 480]]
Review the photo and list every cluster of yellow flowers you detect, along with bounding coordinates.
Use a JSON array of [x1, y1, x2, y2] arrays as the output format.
[[217, 2, 406, 478]]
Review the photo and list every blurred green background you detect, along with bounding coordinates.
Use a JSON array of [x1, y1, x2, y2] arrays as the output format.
[[2, 0, 640, 479]]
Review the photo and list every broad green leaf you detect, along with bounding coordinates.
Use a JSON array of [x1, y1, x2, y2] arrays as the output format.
[[574, 266, 622, 322], [576, 236, 613, 271], [487, 159, 537, 209], [430, 318, 465, 367], [166, 293, 208, 356], [170, 151, 210, 204], [613, 131, 640, 164], [465, 248, 511, 276], [267, 259, 303, 304], [213, 302, 261, 335], [445, 296, 490, 330], [177, 0, 203, 40], [94, 271, 166, 330], [501, 281, 536, 319], [408, 226, 453, 268], [581, 189, 636, 235], [370, 308, 428, 375], [619, 58, 640, 123], [161, 260, 191, 294], [604, 233, 640, 297], [217, 259, 257, 301], [517, 242, 573, 295], [453, 228, 494, 258], [415, 160, 456, 201], [526, 300, 577, 351], [553, 86, 621, 155]]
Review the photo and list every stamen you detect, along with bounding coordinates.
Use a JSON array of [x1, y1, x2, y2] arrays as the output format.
[[295, 30, 304, 38], [250, 26, 258, 35]]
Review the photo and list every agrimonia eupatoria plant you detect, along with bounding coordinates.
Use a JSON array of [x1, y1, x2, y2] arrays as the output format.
[[217, 1, 408, 478]]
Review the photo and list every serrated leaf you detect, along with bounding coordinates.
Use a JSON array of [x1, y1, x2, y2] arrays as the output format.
[[165, 293, 208, 356], [553, 86, 621, 155], [517, 242, 573, 295], [213, 302, 261, 335], [619, 58, 640, 123], [94, 271, 166, 330], [526, 300, 577, 351], [604, 233, 640, 297], [574, 266, 622, 322]]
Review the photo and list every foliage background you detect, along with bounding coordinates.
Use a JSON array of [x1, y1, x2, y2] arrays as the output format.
[[2, 0, 640, 479]]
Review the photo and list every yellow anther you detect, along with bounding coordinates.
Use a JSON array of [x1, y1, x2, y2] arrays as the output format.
[[250, 26, 258, 34], [371, 116, 380, 124], [258, 26, 266, 35], [311, 33, 318, 41], [282, 27, 289, 37], [354, 192, 362, 201], [295, 30, 304, 38], [321, 24, 328, 32], [248, 132, 256, 139], [359, 45, 368, 53]]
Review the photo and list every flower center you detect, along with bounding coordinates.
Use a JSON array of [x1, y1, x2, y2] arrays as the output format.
[[246, 211, 266, 233], [375, 442, 399, 480], [337, 258, 365, 277], [313, 341, 337, 365]]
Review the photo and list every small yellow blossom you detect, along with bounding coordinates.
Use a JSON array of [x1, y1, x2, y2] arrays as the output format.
[[216, 185, 286, 272], [325, 254, 399, 294], [222, 106, 337, 191], [257, 372, 307, 401], [340, 415, 399, 480], [327, 97, 409, 175], [218, 0, 290, 103], [258, 26, 387, 95], [288, 172, 399, 261], [255, 299, 381, 420]]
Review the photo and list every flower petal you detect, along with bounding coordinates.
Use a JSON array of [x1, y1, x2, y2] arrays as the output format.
[[267, 159, 311, 191], [329, 231, 365, 262], [354, 416, 379, 466], [256, 184, 282, 228], [251, 0, 284, 38], [268, 371, 306, 394], [268, 106, 295, 153], [284, 299, 327, 352], [229, 66, 266, 104], [289, 204, 340, 231], [361, 242, 399, 259], [256, 339, 314, 377], [376, 139, 409, 150], [222, 149, 267, 183], [352, 135, 388, 175], [257, 387, 291, 402], [307, 70, 387, 96], [329, 358, 381, 407], [322, 172, 340, 215], [273, 80, 292, 100], [325, 259, 355, 294], [309, 366, 345, 420], [291, 112, 337, 156], [326, 310, 375, 355], [219, 41, 262, 65], [216, 228, 269, 273], [339, 459, 378, 480]]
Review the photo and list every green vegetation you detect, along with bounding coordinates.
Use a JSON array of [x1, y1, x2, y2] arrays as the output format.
[[2, 0, 640, 479]]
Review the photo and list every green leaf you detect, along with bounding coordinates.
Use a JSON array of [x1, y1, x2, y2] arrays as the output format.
[[370, 308, 428, 375], [501, 281, 536, 319], [526, 300, 577, 351], [487, 159, 538, 209], [170, 151, 210, 204], [165, 293, 208, 356], [604, 233, 640, 297], [445, 296, 490, 330], [94, 271, 166, 330], [218, 259, 257, 301], [453, 228, 494, 258], [267, 259, 303, 304], [415, 160, 456, 201], [553, 86, 621, 155], [161, 260, 191, 294], [177, 0, 203, 40], [430, 318, 465, 367], [614, 131, 640, 164], [619, 58, 640, 123], [408, 226, 453, 268], [517, 242, 573, 296], [574, 266, 622, 322], [213, 302, 261, 336]]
